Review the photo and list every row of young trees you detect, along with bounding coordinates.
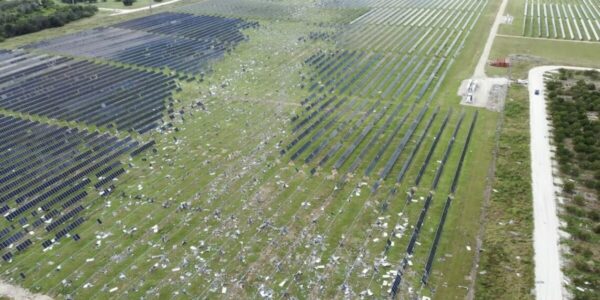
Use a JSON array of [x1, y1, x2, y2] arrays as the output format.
[[548, 71, 600, 190], [0, 0, 97, 41], [547, 69, 600, 300]]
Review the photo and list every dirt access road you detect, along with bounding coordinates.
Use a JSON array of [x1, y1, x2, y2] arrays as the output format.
[[528, 66, 597, 300], [99, 0, 183, 16], [461, 0, 509, 111], [473, 0, 509, 78]]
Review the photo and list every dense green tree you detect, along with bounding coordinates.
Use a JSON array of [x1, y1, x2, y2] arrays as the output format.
[[0, 0, 97, 40]]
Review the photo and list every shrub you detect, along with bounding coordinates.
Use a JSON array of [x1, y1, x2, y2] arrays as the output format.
[[563, 181, 575, 194], [0, 1, 97, 40]]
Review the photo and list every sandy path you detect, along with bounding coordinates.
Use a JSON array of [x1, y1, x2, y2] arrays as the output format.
[[98, 0, 183, 16], [0, 280, 53, 300], [473, 0, 509, 78], [528, 65, 597, 300]]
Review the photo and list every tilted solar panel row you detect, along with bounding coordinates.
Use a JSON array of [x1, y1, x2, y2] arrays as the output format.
[[25, 12, 256, 75], [95, 162, 121, 178], [40, 179, 92, 212], [0, 231, 24, 250], [55, 217, 84, 240], [46, 205, 84, 232], [0, 50, 175, 134], [130, 140, 156, 157], [16, 239, 32, 252], [0, 115, 152, 258], [1, 252, 12, 262], [61, 192, 87, 210], [111, 12, 256, 44], [94, 168, 125, 189]]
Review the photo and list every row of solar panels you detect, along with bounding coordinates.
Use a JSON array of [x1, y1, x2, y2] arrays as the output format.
[[25, 12, 257, 75], [0, 114, 153, 261], [0, 51, 175, 134]]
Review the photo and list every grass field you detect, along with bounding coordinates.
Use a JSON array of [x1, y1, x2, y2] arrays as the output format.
[[0, 0, 578, 299], [475, 85, 535, 300], [487, 35, 600, 78]]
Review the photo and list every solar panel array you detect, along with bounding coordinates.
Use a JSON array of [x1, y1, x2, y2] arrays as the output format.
[[0, 114, 149, 261], [272, 0, 487, 296], [26, 12, 258, 75], [180, 0, 307, 20], [0, 1, 489, 297], [113, 13, 254, 43], [523, 0, 600, 41], [0, 11, 252, 261], [0, 49, 175, 134], [336, 0, 483, 53]]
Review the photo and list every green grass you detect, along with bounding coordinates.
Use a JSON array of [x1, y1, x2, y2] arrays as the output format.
[[486, 35, 600, 78], [498, 0, 527, 36], [474, 85, 535, 300]]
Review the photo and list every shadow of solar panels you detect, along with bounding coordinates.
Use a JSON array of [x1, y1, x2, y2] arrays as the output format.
[[0, 114, 153, 260], [0, 50, 174, 134], [24, 13, 257, 75]]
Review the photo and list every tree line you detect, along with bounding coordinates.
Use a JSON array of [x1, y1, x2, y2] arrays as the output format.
[[548, 70, 600, 192], [547, 69, 600, 300], [0, 0, 97, 41]]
